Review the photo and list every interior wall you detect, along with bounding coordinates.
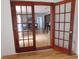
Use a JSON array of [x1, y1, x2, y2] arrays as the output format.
[[72, 0, 78, 55], [1, 0, 15, 57]]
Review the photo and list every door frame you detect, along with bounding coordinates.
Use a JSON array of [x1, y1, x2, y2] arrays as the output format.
[[10, 0, 75, 54]]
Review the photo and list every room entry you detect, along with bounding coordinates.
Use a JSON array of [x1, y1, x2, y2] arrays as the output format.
[[11, 0, 75, 54]]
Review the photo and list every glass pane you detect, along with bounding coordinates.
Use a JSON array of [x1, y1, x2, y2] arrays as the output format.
[[17, 24, 23, 31], [55, 5, 59, 13], [27, 6, 32, 14], [29, 40, 33, 46], [18, 32, 23, 39], [60, 4, 64, 13], [22, 24, 28, 31], [55, 23, 59, 30], [24, 31, 28, 39], [22, 15, 27, 23], [65, 23, 70, 31], [60, 23, 64, 30], [65, 13, 71, 22], [55, 31, 59, 38], [19, 40, 23, 47], [60, 14, 64, 22], [29, 31, 33, 39], [24, 40, 28, 47], [17, 15, 21, 23], [64, 32, 69, 40], [22, 6, 26, 14], [16, 6, 21, 14], [66, 2, 71, 12], [55, 14, 59, 22], [59, 32, 63, 39], [64, 41, 69, 49], [59, 40, 63, 47], [55, 39, 58, 46], [27, 15, 32, 23]]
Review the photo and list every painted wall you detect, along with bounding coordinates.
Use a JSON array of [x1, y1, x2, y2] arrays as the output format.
[[72, 0, 78, 55], [1, 0, 15, 57]]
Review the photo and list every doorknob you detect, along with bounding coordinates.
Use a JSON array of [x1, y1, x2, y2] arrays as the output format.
[[69, 31, 72, 33]]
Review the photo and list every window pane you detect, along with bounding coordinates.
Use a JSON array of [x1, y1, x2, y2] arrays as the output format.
[[64, 32, 69, 40], [60, 14, 64, 22], [17, 24, 23, 31], [59, 40, 63, 47], [19, 40, 23, 47], [27, 6, 32, 14], [18, 32, 23, 39], [29, 40, 33, 46], [66, 2, 71, 12], [17, 15, 21, 23], [22, 15, 27, 23], [60, 4, 64, 13], [64, 41, 69, 49], [55, 23, 59, 30], [55, 14, 59, 22], [55, 31, 59, 38], [65, 23, 70, 31], [60, 23, 64, 30], [24, 31, 28, 39], [24, 40, 28, 47], [22, 6, 26, 14], [65, 13, 71, 22], [16, 6, 21, 14], [55, 5, 59, 13], [55, 39, 58, 46], [59, 32, 63, 39]]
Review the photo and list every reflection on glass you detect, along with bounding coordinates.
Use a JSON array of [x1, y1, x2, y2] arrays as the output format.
[[60, 23, 64, 30], [59, 40, 63, 47], [55, 5, 59, 13], [22, 6, 26, 14], [19, 40, 23, 47], [64, 41, 69, 49], [59, 32, 63, 39], [27, 6, 32, 14], [55, 39, 58, 46], [16, 6, 21, 14], [55, 23, 59, 30], [66, 2, 71, 12], [17, 24, 22, 31], [60, 4, 64, 13]]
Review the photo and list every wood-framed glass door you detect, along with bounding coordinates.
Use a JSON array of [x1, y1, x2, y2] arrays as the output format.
[[53, 0, 75, 54], [11, 2, 36, 53]]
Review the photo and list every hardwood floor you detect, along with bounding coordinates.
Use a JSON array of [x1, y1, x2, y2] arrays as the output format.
[[2, 49, 77, 59]]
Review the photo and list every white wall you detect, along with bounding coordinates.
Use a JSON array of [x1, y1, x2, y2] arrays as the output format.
[[1, 0, 15, 57], [72, 0, 78, 55]]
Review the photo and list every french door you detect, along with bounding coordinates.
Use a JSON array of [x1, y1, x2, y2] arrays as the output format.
[[11, 1, 75, 54], [53, 0, 75, 54], [11, 2, 36, 52]]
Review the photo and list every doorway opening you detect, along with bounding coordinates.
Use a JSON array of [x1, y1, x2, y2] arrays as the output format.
[[34, 6, 51, 49]]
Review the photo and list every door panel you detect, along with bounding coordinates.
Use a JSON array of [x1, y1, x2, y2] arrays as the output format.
[[53, 0, 75, 54], [11, 2, 36, 52]]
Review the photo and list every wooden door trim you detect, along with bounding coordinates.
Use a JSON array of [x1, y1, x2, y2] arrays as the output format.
[[11, 1, 54, 6]]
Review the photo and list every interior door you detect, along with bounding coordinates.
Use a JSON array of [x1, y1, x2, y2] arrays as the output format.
[[11, 2, 36, 53], [53, 0, 75, 54]]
